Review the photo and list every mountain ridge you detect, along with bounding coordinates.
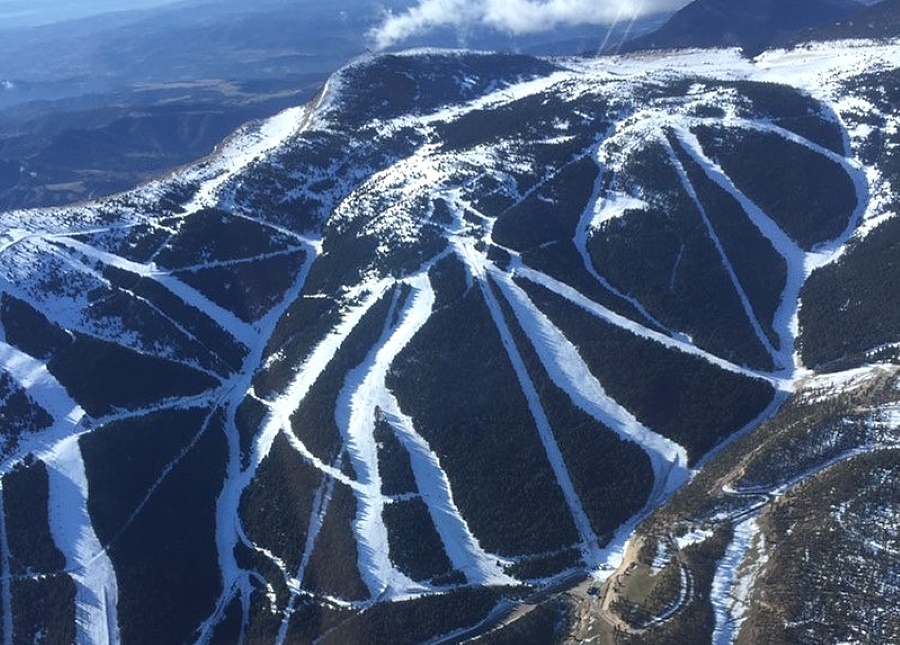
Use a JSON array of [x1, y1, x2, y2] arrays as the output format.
[[0, 35, 895, 644], [621, 0, 873, 53]]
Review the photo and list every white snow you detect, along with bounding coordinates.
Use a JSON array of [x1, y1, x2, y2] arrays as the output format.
[[0, 343, 83, 428], [0, 340, 121, 644], [799, 364, 896, 402], [675, 528, 713, 550], [369, 275, 515, 587], [202, 238, 327, 638], [411, 69, 575, 131], [754, 40, 900, 96], [181, 103, 313, 214], [257, 283, 389, 472], [45, 437, 120, 645], [650, 541, 672, 572], [334, 276, 432, 599], [671, 126, 806, 375], [274, 476, 336, 645], [710, 517, 765, 645], [589, 191, 649, 229], [379, 399, 516, 587], [576, 141, 673, 333], [208, 283, 388, 623]]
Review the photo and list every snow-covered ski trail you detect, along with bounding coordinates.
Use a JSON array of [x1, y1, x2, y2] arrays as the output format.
[[334, 276, 433, 599], [52, 236, 256, 347], [740, 118, 871, 263], [273, 475, 335, 645], [577, 134, 676, 334], [488, 269, 690, 506], [665, 132, 780, 363], [45, 437, 120, 645], [0, 342, 120, 644], [710, 517, 763, 645], [671, 126, 860, 382], [0, 342, 84, 429], [709, 436, 900, 643], [477, 271, 603, 565], [171, 247, 302, 273], [378, 399, 516, 587], [447, 180, 692, 567], [514, 264, 779, 386], [250, 281, 390, 478], [167, 93, 332, 632], [674, 129, 805, 353], [204, 237, 325, 638], [181, 78, 333, 215], [206, 238, 392, 635]]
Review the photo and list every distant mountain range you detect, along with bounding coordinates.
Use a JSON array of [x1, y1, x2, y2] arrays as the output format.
[[797, 0, 900, 41], [622, 0, 886, 52]]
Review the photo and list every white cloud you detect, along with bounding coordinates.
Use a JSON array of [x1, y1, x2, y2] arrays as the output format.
[[369, 0, 691, 50]]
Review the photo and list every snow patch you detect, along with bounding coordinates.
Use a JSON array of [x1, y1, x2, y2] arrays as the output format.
[[711, 517, 767, 645], [675, 528, 713, 550], [590, 192, 649, 229]]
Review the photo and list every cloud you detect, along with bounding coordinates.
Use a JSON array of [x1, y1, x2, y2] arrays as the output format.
[[369, 0, 691, 50]]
